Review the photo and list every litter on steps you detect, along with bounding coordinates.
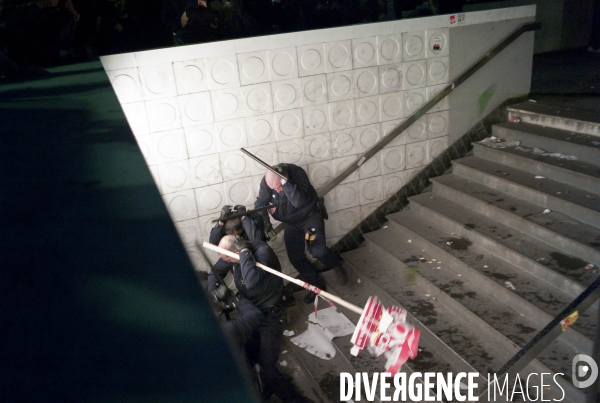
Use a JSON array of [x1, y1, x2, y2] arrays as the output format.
[[479, 136, 579, 160], [289, 306, 355, 360]]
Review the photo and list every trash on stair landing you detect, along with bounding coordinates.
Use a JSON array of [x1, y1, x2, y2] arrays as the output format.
[[543, 152, 577, 160], [478, 136, 520, 149], [560, 311, 579, 331], [591, 141, 600, 146], [584, 263, 596, 270], [283, 330, 295, 337], [278, 360, 288, 367], [543, 209, 551, 214], [505, 281, 516, 290], [290, 307, 355, 360], [509, 117, 521, 123], [534, 175, 546, 179], [515, 145, 534, 153]]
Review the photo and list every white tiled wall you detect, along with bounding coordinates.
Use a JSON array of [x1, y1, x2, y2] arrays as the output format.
[[102, 6, 536, 270]]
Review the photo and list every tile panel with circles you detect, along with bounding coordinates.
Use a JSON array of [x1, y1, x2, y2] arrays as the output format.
[[107, 68, 143, 104], [352, 37, 378, 69], [164, 188, 199, 222], [329, 180, 360, 213], [406, 140, 428, 169], [358, 151, 382, 180], [358, 176, 383, 206], [427, 110, 450, 139], [383, 171, 409, 199], [189, 153, 224, 186], [304, 133, 332, 165], [308, 160, 334, 189], [157, 159, 194, 195], [105, 29, 456, 251], [173, 58, 208, 95], [139, 64, 177, 100], [237, 51, 270, 86], [428, 136, 449, 161]]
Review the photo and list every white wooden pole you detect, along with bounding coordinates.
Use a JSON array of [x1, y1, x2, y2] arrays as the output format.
[[202, 241, 364, 315]]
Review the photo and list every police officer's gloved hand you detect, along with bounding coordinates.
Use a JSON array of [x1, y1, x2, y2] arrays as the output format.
[[212, 282, 229, 302], [263, 219, 275, 240], [233, 205, 246, 214], [218, 205, 233, 222], [233, 235, 251, 252], [212, 283, 237, 308], [274, 163, 288, 177]]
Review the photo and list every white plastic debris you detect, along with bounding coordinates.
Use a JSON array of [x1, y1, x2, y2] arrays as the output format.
[[290, 307, 355, 360], [436, 267, 441, 269], [446, 241, 453, 245], [408, 239, 412, 243], [505, 281, 516, 290], [543, 152, 577, 160], [543, 209, 551, 214], [281, 350, 288, 354], [283, 330, 295, 337], [279, 360, 288, 367], [483, 265, 488, 268], [425, 294, 430, 297], [534, 175, 546, 179]]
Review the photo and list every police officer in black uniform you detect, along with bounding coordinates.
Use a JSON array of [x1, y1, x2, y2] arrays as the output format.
[[255, 163, 347, 304], [208, 235, 304, 402]]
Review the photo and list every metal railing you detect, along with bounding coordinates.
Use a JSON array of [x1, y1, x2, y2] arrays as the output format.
[[272, 21, 541, 234], [476, 277, 600, 403]]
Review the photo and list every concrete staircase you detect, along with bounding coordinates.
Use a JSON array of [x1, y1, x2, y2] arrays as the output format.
[[279, 101, 600, 403]]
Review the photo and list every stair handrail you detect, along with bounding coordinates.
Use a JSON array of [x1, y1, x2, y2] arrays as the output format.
[[316, 20, 541, 198], [476, 276, 600, 403], [271, 21, 541, 234]]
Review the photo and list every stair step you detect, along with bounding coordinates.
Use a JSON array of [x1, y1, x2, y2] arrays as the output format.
[[492, 121, 600, 166], [361, 228, 579, 402], [336, 248, 475, 376], [408, 192, 597, 296], [473, 141, 600, 195], [384, 209, 597, 348], [430, 173, 600, 266], [452, 156, 600, 229], [507, 101, 600, 137]]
